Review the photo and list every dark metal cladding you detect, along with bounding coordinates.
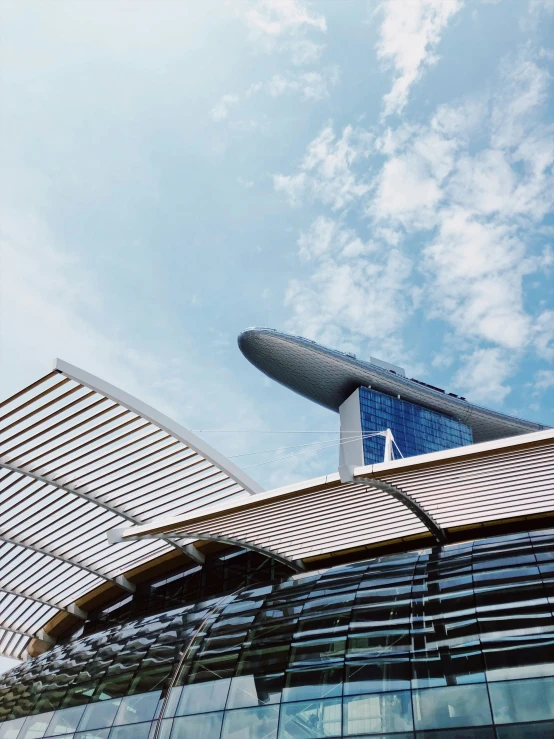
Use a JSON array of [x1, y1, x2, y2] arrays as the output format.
[[238, 327, 547, 444]]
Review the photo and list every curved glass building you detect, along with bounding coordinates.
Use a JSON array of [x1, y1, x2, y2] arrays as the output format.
[[0, 333, 553, 739], [1, 529, 554, 738]]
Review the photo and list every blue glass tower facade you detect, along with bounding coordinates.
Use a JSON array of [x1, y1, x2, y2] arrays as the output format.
[[359, 387, 473, 464]]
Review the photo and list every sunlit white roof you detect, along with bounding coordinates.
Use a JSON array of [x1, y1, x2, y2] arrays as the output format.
[[0, 360, 261, 659], [115, 428, 554, 569]]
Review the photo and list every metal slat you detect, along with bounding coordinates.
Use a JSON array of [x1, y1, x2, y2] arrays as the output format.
[[0, 377, 71, 424], [27, 422, 159, 479], [0, 533, 132, 591], [1, 397, 112, 460], [2, 361, 552, 663], [8, 409, 137, 468], [116, 433, 554, 567], [0, 389, 96, 443], [0, 372, 58, 411], [0, 361, 258, 658], [0, 585, 86, 617]]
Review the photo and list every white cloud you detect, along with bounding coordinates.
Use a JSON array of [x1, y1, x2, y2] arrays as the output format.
[[533, 368, 554, 392], [376, 0, 463, 116], [289, 38, 324, 65], [297, 216, 375, 262], [368, 51, 554, 357], [533, 309, 554, 360], [492, 54, 551, 149], [274, 124, 373, 209], [243, 0, 326, 39], [211, 94, 240, 121], [521, 0, 554, 30], [369, 147, 445, 229], [277, 47, 553, 406], [213, 66, 339, 126], [231, 0, 331, 113], [454, 347, 514, 402], [285, 218, 411, 358], [446, 150, 515, 215], [236, 0, 327, 63], [268, 65, 339, 100], [431, 353, 454, 369], [423, 213, 533, 349]]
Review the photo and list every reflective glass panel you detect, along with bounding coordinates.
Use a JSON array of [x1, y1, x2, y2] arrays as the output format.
[[2, 528, 554, 739], [343, 691, 413, 735], [279, 698, 342, 739], [0, 719, 25, 739], [75, 730, 110, 739], [46, 709, 86, 738], [78, 701, 122, 733], [161, 690, 181, 719], [344, 658, 411, 695], [220, 706, 279, 739], [495, 721, 554, 738], [488, 677, 554, 724], [226, 674, 282, 708], [109, 722, 150, 739], [170, 713, 223, 739], [148, 720, 172, 739], [483, 636, 554, 682], [412, 684, 492, 730], [411, 645, 486, 688], [19, 715, 54, 739], [176, 679, 230, 716], [283, 667, 342, 702], [415, 729, 495, 738], [114, 693, 161, 726]]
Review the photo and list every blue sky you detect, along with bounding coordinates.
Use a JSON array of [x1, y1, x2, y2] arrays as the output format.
[[1, 0, 553, 497]]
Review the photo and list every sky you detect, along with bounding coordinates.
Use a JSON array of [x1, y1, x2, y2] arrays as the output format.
[[1, 0, 553, 495], [0, 0, 553, 675]]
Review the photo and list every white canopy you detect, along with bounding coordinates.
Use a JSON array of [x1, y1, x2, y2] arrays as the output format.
[[0, 360, 261, 659]]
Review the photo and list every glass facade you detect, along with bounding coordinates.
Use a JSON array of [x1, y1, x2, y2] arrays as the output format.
[[359, 388, 473, 465], [1, 528, 553, 738], [80, 549, 293, 636]]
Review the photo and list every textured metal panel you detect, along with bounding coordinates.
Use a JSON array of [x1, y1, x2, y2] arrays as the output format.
[[381, 442, 554, 529], [238, 328, 547, 443]]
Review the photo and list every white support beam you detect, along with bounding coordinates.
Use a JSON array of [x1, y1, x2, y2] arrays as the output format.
[[0, 585, 87, 619], [0, 533, 135, 593], [109, 527, 304, 572], [338, 388, 364, 481], [0, 461, 203, 565], [361, 477, 448, 545], [0, 624, 56, 645], [55, 359, 263, 494]]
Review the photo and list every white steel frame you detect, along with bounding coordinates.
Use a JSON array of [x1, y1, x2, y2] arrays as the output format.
[[0, 360, 262, 659]]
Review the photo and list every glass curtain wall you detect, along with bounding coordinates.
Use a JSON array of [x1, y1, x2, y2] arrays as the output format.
[[1, 528, 553, 739], [359, 388, 473, 464]]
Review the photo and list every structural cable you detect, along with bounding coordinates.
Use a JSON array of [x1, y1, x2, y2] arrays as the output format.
[[229, 431, 387, 459], [241, 431, 387, 470], [191, 428, 405, 468]]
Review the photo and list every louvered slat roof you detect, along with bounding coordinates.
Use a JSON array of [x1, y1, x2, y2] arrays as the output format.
[[115, 429, 554, 565], [0, 360, 261, 659]]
